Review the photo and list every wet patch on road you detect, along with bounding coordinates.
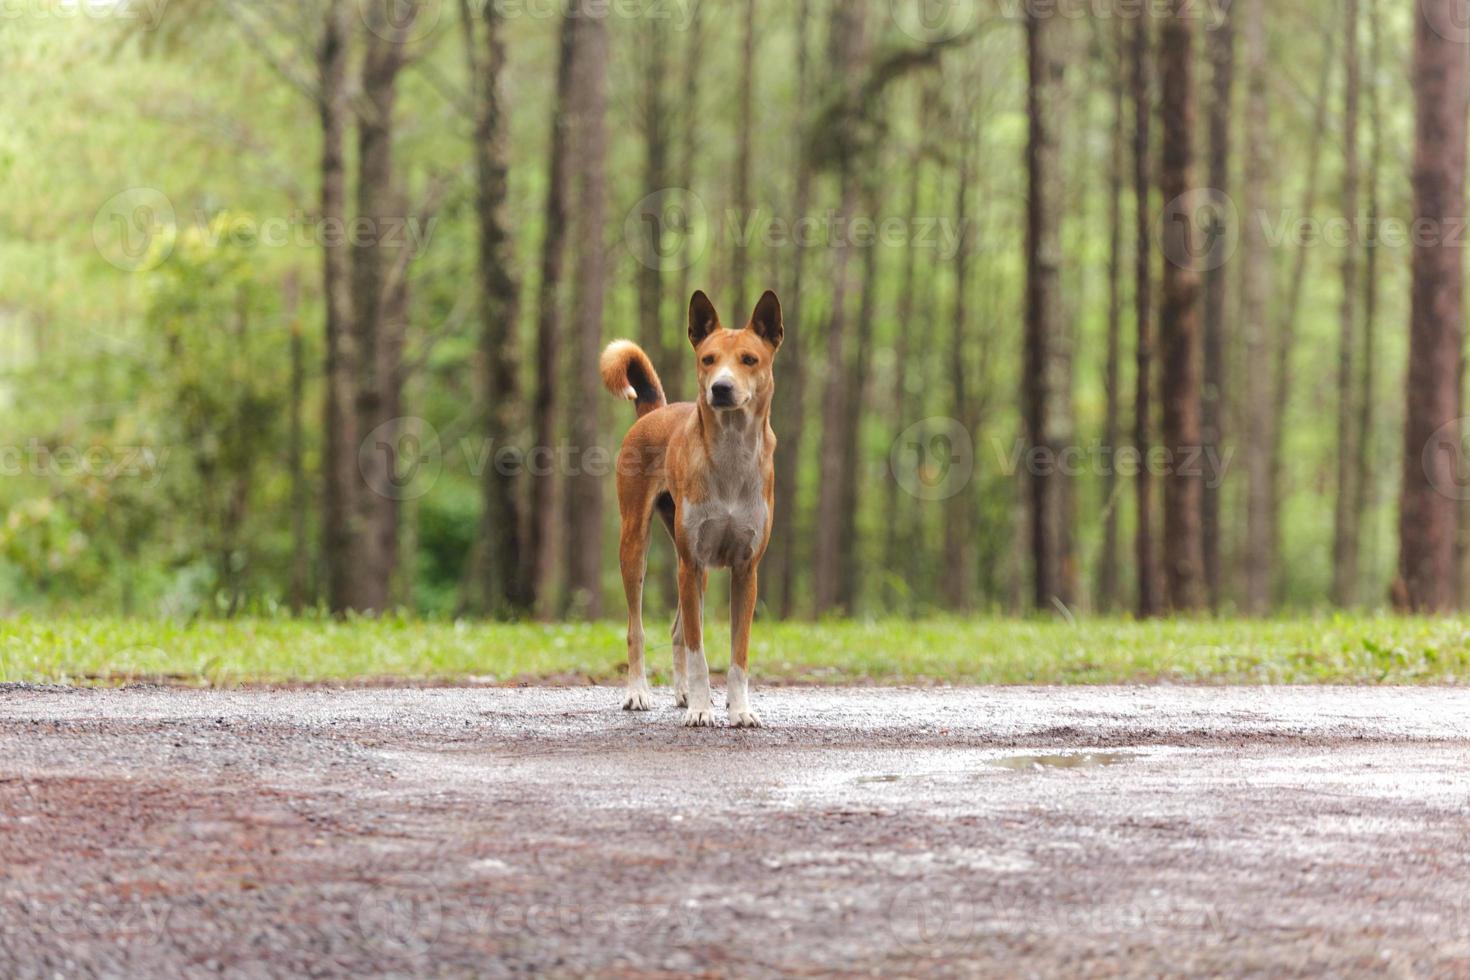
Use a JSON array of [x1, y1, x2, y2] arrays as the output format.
[[987, 751, 1136, 770]]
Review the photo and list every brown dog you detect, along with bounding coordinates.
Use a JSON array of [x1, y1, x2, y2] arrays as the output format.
[[599, 290, 783, 727]]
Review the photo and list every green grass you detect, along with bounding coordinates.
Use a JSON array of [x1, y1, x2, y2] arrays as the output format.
[[2, 615, 1470, 687]]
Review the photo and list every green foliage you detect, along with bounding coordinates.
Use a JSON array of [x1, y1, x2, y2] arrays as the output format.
[[0, 2, 1424, 618], [2, 615, 1468, 687], [144, 214, 288, 611]]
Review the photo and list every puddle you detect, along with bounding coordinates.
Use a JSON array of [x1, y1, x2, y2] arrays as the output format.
[[852, 753, 1135, 785], [988, 753, 1134, 771]]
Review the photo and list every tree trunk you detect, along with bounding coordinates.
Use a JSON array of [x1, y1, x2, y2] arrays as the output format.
[[730, 0, 757, 312], [1241, 0, 1272, 615], [1460, 347, 1468, 603], [634, 12, 678, 616], [1157, 4, 1206, 613], [285, 270, 309, 614], [1130, 12, 1161, 618], [379, 186, 411, 602], [1397, 0, 1467, 612], [347, 7, 417, 614], [1461, 351, 1469, 605], [1331, 0, 1362, 607], [1099, 29, 1125, 615], [1054, 62, 1080, 611], [462, 0, 528, 616], [562, 5, 609, 619], [1268, 16, 1338, 603], [943, 120, 977, 611], [836, 171, 882, 614], [1201, 4, 1233, 611], [1024, 9, 1067, 612], [637, 13, 676, 394], [811, 1, 866, 616], [770, 0, 811, 617], [669, 0, 704, 407], [527, 11, 579, 617], [318, 0, 356, 615], [1354, 0, 1381, 603], [884, 98, 927, 608]]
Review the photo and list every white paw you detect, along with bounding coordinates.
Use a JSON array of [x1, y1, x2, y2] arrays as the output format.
[[682, 706, 718, 727], [674, 686, 690, 708], [623, 686, 655, 711], [729, 709, 763, 729]]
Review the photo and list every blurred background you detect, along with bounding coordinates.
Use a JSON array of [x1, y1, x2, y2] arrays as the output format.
[[0, 0, 1447, 621]]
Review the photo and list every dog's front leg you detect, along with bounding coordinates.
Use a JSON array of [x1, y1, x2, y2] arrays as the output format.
[[727, 564, 762, 728], [677, 560, 715, 726]]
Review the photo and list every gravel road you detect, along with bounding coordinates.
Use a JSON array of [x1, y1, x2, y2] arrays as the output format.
[[2, 684, 1468, 978]]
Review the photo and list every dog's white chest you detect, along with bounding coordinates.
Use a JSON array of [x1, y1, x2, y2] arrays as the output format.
[[682, 474, 767, 570]]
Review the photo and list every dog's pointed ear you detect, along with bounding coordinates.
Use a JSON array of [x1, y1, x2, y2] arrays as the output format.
[[748, 290, 783, 351], [688, 290, 721, 348]]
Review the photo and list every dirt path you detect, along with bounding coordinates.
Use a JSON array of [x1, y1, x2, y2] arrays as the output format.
[[2, 685, 1468, 977]]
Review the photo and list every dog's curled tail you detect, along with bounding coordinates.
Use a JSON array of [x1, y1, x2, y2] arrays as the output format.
[[600, 340, 667, 419]]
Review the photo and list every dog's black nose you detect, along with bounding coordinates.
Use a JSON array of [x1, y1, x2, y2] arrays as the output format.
[[711, 380, 735, 405]]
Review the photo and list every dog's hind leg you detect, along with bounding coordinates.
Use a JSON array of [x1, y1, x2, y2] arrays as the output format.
[[655, 497, 689, 707], [669, 610, 688, 707], [620, 508, 655, 712]]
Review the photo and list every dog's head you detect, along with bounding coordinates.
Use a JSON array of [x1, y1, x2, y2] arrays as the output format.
[[687, 290, 783, 413]]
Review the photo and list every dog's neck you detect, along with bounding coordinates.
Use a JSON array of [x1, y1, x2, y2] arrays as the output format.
[[698, 400, 767, 461]]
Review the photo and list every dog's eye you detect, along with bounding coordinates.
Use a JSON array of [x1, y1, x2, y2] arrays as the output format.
[[702, 355, 716, 366], [741, 355, 759, 367]]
